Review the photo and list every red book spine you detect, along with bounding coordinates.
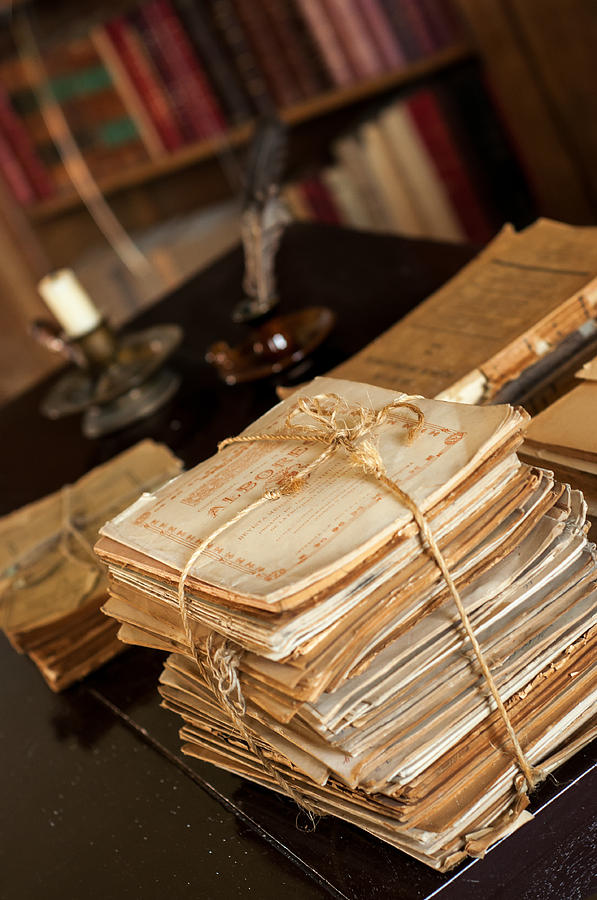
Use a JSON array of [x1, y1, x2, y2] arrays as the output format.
[[105, 17, 184, 152], [294, 0, 356, 87], [322, 0, 385, 79], [419, 0, 462, 47], [139, 0, 227, 141], [233, 0, 302, 107], [133, 6, 194, 140], [399, 0, 437, 55], [353, 0, 406, 70], [260, 0, 323, 99], [407, 90, 494, 243], [208, 0, 272, 116], [300, 176, 342, 224], [0, 124, 35, 205], [0, 87, 53, 200]]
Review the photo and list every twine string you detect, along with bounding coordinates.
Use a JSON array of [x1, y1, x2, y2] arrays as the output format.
[[177, 393, 543, 819], [8, 486, 102, 594], [60, 486, 104, 568], [59, 486, 105, 607], [176, 493, 321, 825]]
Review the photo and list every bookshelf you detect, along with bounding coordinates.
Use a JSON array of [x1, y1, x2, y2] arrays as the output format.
[[3, 0, 597, 405], [1, 0, 487, 400], [29, 43, 472, 223], [1, 1, 595, 251]]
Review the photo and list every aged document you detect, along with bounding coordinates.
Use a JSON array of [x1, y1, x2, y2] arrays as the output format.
[[0, 440, 182, 690], [99, 377, 524, 606], [328, 219, 597, 402], [523, 352, 597, 517], [99, 376, 597, 870]]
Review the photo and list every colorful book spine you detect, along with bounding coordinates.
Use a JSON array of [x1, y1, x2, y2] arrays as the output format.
[[91, 23, 166, 160], [104, 17, 184, 152], [208, 0, 272, 115], [137, 0, 226, 142], [42, 35, 150, 164], [299, 175, 343, 224], [419, 0, 462, 48], [380, 101, 465, 241], [174, 0, 253, 125], [294, 0, 355, 87], [435, 68, 533, 232], [353, 0, 406, 71], [321, 164, 374, 230], [132, 6, 194, 141], [398, 0, 437, 55], [287, 0, 334, 92], [407, 89, 494, 243], [333, 133, 391, 229], [376, 0, 423, 61], [233, 0, 302, 107], [91, 17, 182, 159], [260, 0, 325, 99], [0, 124, 35, 205], [360, 118, 425, 235], [6, 109, 71, 195], [0, 85, 53, 199], [322, 0, 385, 79]]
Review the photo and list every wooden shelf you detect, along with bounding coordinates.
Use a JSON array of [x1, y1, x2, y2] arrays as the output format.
[[29, 43, 472, 223]]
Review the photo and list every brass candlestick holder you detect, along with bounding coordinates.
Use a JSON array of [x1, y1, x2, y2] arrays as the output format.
[[34, 319, 182, 438]]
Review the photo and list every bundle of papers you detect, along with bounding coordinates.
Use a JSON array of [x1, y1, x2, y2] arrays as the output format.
[[0, 440, 181, 691], [523, 354, 597, 529], [97, 379, 597, 870]]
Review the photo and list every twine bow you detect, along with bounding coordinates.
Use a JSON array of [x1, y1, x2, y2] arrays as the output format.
[[219, 393, 426, 490], [177, 393, 543, 825]]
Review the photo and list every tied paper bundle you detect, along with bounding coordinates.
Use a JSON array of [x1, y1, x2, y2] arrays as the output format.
[[522, 353, 597, 531], [96, 379, 597, 870], [0, 440, 182, 691]]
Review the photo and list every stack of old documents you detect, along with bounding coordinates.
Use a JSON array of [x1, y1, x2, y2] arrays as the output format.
[[523, 354, 597, 530], [0, 440, 181, 691], [96, 378, 597, 870]]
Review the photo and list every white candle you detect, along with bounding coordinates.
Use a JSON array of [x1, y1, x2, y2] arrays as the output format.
[[38, 269, 102, 339]]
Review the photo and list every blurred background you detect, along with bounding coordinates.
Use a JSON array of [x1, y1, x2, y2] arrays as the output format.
[[1, 0, 596, 404]]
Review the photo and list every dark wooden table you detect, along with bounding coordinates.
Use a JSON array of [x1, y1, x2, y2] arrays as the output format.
[[1, 224, 595, 900]]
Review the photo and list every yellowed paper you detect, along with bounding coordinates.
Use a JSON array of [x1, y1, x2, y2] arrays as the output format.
[[525, 381, 597, 457], [100, 378, 524, 605], [329, 219, 597, 400], [576, 353, 597, 382], [0, 440, 182, 634]]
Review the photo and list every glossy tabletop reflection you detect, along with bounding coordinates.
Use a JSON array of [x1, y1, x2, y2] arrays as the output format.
[[1, 224, 595, 900]]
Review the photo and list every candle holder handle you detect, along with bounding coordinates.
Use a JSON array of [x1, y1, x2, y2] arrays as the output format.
[[30, 319, 87, 368]]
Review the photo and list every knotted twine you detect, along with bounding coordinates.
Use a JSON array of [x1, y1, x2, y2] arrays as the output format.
[[176, 393, 544, 824]]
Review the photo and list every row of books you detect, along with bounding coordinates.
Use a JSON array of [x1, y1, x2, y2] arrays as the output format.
[[0, 0, 461, 206], [283, 78, 518, 245]]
